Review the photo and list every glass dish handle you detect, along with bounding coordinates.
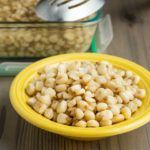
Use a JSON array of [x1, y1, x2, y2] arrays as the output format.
[[94, 14, 113, 52], [0, 62, 31, 76]]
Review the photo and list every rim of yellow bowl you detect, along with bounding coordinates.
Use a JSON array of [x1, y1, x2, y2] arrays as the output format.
[[10, 53, 150, 138]]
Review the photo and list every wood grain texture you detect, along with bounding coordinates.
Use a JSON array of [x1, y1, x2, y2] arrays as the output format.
[[0, 0, 150, 149]]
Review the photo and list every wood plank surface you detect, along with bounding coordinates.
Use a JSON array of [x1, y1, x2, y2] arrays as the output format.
[[0, 0, 150, 149]]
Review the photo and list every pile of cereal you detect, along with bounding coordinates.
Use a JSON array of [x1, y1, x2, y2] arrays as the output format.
[[26, 61, 145, 127], [0, 0, 41, 21], [0, 27, 95, 57]]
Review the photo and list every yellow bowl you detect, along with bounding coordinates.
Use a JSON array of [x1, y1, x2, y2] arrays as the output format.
[[10, 53, 150, 140]]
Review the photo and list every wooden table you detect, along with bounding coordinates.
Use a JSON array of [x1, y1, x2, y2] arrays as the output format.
[[0, 0, 150, 149]]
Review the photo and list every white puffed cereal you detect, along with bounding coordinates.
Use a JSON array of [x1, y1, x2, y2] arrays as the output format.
[[96, 103, 108, 111], [109, 69, 117, 78], [116, 95, 123, 104], [100, 119, 112, 126], [104, 73, 111, 81], [38, 95, 51, 106], [63, 92, 73, 99], [51, 100, 59, 110], [77, 89, 86, 95], [56, 73, 68, 84], [106, 96, 117, 105], [133, 98, 142, 107], [27, 97, 37, 106], [78, 67, 88, 77], [57, 63, 67, 74], [77, 100, 88, 111], [67, 99, 76, 108], [87, 120, 99, 127], [44, 66, 57, 74], [70, 84, 85, 95], [70, 84, 81, 92], [90, 69, 98, 77], [56, 100, 67, 113], [35, 92, 41, 99], [45, 78, 55, 88], [97, 64, 108, 75], [112, 114, 125, 123], [82, 61, 95, 72], [109, 105, 120, 115], [106, 80, 123, 92], [95, 88, 108, 101], [127, 101, 138, 113], [26, 60, 145, 127], [68, 71, 80, 80], [44, 108, 54, 120], [82, 74, 92, 83], [26, 83, 35, 96], [87, 102, 96, 111], [113, 77, 125, 87], [75, 120, 87, 127], [41, 88, 56, 98], [120, 91, 130, 104], [121, 107, 131, 119], [86, 80, 99, 92], [33, 101, 47, 114], [85, 96, 96, 103], [125, 79, 132, 86], [49, 34, 58, 43], [101, 110, 113, 120], [125, 90, 134, 100], [116, 70, 125, 77], [132, 75, 140, 84], [126, 70, 133, 78], [135, 89, 146, 99], [57, 113, 71, 124], [85, 91, 94, 98], [116, 104, 124, 109], [95, 75, 107, 85], [46, 72, 56, 78], [57, 92, 64, 99], [63, 31, 75, 41], [75, 108, 84, 119], [95, 112, 102, 121], [72, 80, 81, 85], [101, 61, 112, 68], [66, 78, 74, 85], [84, 91, 96, 103], [106, 89, 114, 96], [128, 86, 137, 95], [84, 110, 95, 121], [67, 61, 81, 71], [96, 110, 113, 121], [73, 96, 82, 102], [55, 84, 67, 92]]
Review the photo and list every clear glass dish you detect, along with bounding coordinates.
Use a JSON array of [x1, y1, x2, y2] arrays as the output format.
[[0, 13, 102, 58]]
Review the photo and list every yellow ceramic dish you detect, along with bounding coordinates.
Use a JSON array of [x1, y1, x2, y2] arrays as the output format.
[[10, 53, 150, 140]]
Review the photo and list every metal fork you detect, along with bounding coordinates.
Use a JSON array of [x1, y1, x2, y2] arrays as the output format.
[[36, 0, 105, 21]]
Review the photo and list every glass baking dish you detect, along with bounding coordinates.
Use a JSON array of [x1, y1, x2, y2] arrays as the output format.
[[0, 13, 102, 58], [0, 14, 113, 76]]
